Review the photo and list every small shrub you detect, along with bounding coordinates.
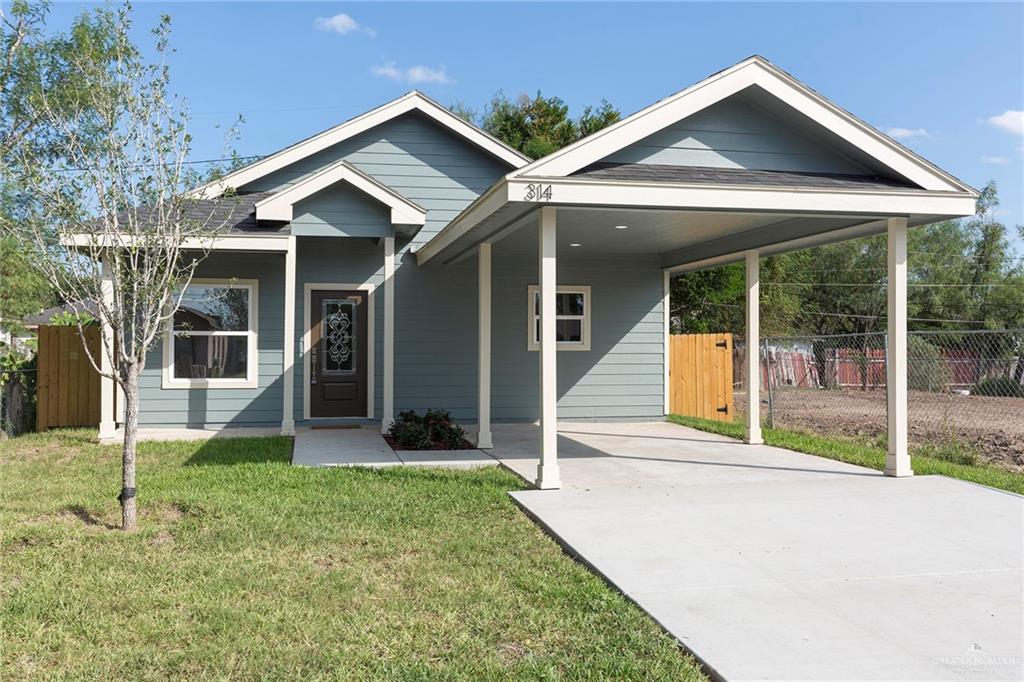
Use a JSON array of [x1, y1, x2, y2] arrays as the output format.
[[907, 336, 952, 392], [972, 377, 1024, 398], [388, 409, 466, 450], [914, 439, 979, 466]]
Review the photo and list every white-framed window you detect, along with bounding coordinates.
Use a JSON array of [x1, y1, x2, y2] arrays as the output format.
[[162, 279, 259, 389], [527, 285, 591, 352]]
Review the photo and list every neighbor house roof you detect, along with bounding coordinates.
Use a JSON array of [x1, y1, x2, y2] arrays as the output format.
[[192, 91, 531, 200]]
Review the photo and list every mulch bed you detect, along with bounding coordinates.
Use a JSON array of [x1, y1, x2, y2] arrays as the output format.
[[382, 435, 477, 452]]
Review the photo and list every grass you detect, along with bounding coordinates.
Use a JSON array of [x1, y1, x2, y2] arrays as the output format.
[[667, 414, 1024, 495], [0, 430, 705, 681]]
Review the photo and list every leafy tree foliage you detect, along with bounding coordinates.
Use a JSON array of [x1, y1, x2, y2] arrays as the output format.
[[461, 91, 620, 159]]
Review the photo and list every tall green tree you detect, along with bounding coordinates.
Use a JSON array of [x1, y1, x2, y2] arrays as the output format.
[[475, 91, 620, 159]]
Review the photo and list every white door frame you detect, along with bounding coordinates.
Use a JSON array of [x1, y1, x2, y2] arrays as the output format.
[[303, 281, 376, 420]]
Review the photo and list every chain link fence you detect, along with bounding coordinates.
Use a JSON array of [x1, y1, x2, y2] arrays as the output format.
[[732, 329, 1024, 469]]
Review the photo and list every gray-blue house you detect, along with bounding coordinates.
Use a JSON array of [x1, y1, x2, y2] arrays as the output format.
[[88, 56, 977, 488]]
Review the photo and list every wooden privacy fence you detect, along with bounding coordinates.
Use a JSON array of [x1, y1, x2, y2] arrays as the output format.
[[670, 333, 734, 421], [36, 325, 101, 431]]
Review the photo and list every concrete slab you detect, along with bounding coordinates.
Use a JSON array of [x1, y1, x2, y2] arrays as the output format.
[[292, 426, 496, 469], [292, 425, 399, 467], [397, 450, 496, 469], [498, 421, 1024, 681], [103, 426, 282, 444]]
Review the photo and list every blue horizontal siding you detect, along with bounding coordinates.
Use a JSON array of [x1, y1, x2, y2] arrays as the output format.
[[238, 112, 510, 248], [602, 96, 869, 174], [138, 251, 286, 428]]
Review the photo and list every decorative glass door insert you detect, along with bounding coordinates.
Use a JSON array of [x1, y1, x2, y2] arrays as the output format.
[[321, 298, 357, 374]]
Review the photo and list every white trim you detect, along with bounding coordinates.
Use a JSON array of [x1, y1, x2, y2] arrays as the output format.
[[381, 237, 395, 433], [281, 237, 296, 435], [415, 179, 975, 268], [526, 285, 592, 352], [62, 233, 291, 252], [886, 217, 912, 477], [192, 91, 529, 199], [162, 278, 260, 390], [536, 206, 560, 489], [505, 177, 978, 216], [302, 281, 376, 421], [477, 243, 493, 449], [512, 56, 975, 194], [254, 160, 426, 225], [414, 179, 511, 265], [663, 270, 670, 415], [744, 251, 763, 444]]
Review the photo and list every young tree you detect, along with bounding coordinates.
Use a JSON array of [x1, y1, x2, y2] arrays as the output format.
[[2, 5, 240, 530]]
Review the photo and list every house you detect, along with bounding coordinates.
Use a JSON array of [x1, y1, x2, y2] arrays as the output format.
[[81, 56, 977, 488]]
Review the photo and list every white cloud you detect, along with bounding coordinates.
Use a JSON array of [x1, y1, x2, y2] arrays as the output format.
[[987, 110, 1024, 136], [313, 13, 376, 37], [371, 61, 454, 85], [886, 127, 930, 140], [980, 155, 1010, 165]]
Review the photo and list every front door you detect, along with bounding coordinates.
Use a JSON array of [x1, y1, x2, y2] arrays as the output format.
[[310, 289, 368, 418]]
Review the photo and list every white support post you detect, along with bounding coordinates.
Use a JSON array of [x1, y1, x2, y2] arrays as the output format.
[[382, 236, 395, 433], [536, 207, 560, 489], [745, 250, 763, 444], [886, 217, 912, 477], [281, 236, 296, 436], [663, 270, 671, 415], [98, 254, 116, 441], [477, 242, 493, 449]]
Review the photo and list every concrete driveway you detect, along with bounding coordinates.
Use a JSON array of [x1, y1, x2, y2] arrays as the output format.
[[493, 421, 1024, 681]]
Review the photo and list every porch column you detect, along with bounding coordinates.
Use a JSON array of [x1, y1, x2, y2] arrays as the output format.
[[886, 217, 912, 476], [98, 253, 116, 441], [536, 207, 560, 489], [745, 249, 763, 444], [382, 236, 395, 432], [663, 271, 671, 415], [476, 242, 493, 448], [281, 236, 296, 435]]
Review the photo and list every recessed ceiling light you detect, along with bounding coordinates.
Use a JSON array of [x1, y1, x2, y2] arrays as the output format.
[[614, 224, 628, 230], [569, 243, 582, 247]]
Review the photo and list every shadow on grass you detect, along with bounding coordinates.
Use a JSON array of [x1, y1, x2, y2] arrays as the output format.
[[183, 436, 293, 467], [63, 505, 119, 530]]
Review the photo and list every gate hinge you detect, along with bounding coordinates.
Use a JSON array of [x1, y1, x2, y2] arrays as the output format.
[[715, 340, 728, 348], [716, 406, 729, 414]]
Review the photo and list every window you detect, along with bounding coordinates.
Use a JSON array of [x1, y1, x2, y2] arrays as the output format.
[[163, 280, 258, 388], [527, 285, 591, 351]]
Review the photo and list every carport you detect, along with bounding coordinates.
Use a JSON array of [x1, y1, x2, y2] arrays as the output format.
[[415, 56, 977, 489]]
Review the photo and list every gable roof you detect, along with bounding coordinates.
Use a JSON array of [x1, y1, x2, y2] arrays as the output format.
[[254, 159, 426, 225], [510, 56, 977, 195], [193, 91, 531, 200]]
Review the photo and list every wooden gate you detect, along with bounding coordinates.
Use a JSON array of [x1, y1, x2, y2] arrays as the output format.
[[669, 333, 734, 421], [36, 325, 101, 431]]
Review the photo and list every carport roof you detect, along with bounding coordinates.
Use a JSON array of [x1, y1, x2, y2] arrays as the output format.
[[414, 56, 978, 270]]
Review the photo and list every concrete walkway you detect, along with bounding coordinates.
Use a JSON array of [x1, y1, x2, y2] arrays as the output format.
[[292, 425, 496, 469], [494, 421, 1024, 681]]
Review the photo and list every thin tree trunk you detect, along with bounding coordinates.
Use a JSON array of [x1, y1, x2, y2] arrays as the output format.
[[120, 364, 140, 531]]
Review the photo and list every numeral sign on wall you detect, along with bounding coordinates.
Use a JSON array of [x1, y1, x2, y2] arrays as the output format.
[[524, 183, 553, 201]]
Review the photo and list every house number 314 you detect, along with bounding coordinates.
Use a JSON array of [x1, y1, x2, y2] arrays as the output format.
[[524, 183, 553, 201]]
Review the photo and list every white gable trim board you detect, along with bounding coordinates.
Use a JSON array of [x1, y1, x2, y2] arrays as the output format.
[[194, 91, 530, 200], [254, 160, 426, 226], [510, 56, 974, 194]]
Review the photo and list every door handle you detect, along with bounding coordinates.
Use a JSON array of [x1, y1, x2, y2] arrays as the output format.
[[311, 346, 318, 384]]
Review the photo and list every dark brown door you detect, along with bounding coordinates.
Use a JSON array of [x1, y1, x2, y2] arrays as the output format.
[[310, 289, 368, 418]]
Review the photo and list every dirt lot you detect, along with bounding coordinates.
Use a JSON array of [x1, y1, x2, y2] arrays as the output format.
[[734, 388, 1024, 471]]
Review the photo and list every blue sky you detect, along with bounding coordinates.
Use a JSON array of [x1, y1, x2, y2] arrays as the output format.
[[47, 2, 1024, 244]]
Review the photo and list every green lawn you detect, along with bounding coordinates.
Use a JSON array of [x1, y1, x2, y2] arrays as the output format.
[[668, 414, 1024, 495], [0, 431, 704, 681]]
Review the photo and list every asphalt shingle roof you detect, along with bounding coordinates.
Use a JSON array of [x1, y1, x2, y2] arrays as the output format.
[[572, 162, 919, 191]]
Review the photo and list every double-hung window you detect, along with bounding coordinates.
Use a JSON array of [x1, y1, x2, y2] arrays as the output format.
[[163, 279, 258, 389], [527, 285, 591, 351]]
